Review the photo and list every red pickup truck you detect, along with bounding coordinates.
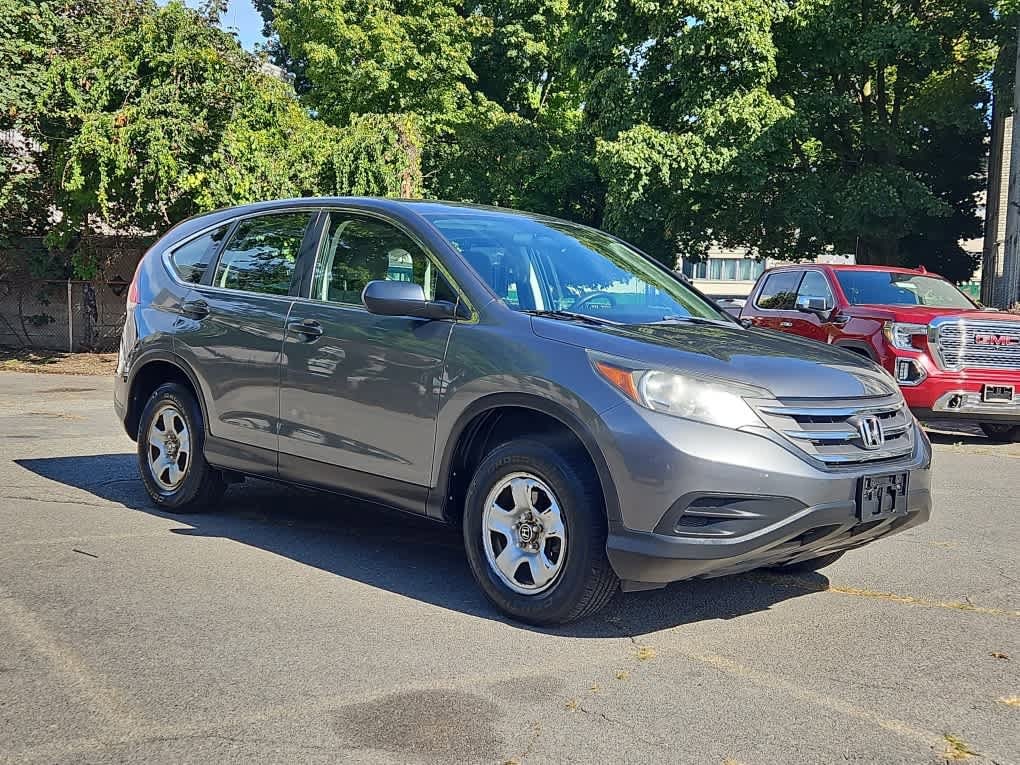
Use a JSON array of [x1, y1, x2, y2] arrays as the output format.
[[738, 264, 1020, 441]]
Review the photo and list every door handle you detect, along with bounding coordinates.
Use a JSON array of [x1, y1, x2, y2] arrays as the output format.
[[180, 299, 210, 319], [779, 321, 793, 328], [287, 319, 323, 339]]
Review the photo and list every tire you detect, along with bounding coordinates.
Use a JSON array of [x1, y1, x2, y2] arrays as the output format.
[[137, 382, 225, 512], [771, 550, 846, 573], [462, 439, 619, 626], [980, 423, 1020, 442]]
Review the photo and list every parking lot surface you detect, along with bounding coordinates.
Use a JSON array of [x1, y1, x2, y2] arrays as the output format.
[[1, 371, 1018, 764]]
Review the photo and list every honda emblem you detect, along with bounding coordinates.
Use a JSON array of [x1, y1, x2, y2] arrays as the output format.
[[854, 415, 885, 450]]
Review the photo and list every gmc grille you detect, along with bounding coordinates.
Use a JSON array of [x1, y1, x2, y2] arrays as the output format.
[[932, 318, 1020, 371], [753, 395, 914, 465]]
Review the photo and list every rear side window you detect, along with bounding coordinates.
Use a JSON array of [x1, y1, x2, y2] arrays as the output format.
[[169, 226, 229, 284], [212, 213, 311, 295], [756, 271, 803, 310]]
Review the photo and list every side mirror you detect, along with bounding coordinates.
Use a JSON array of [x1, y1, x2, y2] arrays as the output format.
[[362, 280, 458, 320], [795, 295, 833, 317]]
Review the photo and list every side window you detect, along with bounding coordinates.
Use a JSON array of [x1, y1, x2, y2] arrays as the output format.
[[756, 271, 803, 310], [311, 213, 456, 305], [797, 271, 834, 310], [169, 225, 229, 284], [212, 213, 310, 295]]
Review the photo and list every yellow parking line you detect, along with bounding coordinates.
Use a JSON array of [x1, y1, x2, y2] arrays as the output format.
[[751, 572, 1020, 618]]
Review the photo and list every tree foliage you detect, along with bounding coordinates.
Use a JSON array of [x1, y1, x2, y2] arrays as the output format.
[[1, 0, 1012, 287], [1, 0, 421, 280]]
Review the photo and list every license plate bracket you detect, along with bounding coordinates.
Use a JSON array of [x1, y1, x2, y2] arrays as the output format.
[[982, 384, 1014, 403], [856, 472, 909, 522]]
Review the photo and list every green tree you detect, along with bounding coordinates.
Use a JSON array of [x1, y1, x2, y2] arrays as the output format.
[[568, 0, 794, 263], [770, 0, 999, 281]]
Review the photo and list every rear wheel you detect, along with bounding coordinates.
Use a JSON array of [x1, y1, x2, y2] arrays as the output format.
[[462, 439, 618, 625], [137, 382, 225, 512], [980, 423, 1020, 442], [771, 550, 846, 573]]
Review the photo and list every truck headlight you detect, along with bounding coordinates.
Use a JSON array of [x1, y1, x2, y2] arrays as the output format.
[[593, 359, 765, 429], [883, 322, 928, 351]]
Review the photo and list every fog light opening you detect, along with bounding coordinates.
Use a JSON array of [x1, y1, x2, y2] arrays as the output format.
[[895, 359, 926, 386]]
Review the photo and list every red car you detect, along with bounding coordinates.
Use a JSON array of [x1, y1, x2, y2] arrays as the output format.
[[738, 264, 1020, 441]]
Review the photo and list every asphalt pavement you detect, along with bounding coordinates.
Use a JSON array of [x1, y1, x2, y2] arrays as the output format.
[[0, 371, 1017, 764]]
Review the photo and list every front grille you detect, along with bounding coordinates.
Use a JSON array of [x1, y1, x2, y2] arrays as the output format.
[[753, 395, 914, 465], [932, 318, 1020, 371]]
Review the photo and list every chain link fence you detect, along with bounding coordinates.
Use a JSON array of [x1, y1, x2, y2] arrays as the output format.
[[0, 279, 129, 352]]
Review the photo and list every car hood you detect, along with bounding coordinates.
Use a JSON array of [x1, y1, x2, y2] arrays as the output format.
[[531, 318, 897, 399], [845, 304, 1020, 324]]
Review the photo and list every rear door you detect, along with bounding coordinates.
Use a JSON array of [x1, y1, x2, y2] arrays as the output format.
[[745, 270, 804, 332], [277, 209, 459, 499], [173, 210, 315, 473]]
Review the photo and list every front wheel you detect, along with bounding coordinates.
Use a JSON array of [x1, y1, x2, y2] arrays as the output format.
[[980, 423, 1020, 442], [137, 382, 225, 512], [462, 439, 619, 626]]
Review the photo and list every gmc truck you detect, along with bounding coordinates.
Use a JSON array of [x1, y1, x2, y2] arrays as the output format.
[[739, 264, 1020, 441]]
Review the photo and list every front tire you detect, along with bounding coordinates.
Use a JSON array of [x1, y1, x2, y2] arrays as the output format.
[[462, 439, 619, 626], [980, 423, 1020, 442], [137, 382, 225, 512]]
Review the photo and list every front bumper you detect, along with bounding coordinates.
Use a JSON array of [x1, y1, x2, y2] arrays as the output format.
[[596, 401, 932, 586], [885, 350, 1020, 424]]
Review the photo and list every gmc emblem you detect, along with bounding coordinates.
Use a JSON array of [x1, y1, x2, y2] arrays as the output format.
[[974, 333, 1020, 347]]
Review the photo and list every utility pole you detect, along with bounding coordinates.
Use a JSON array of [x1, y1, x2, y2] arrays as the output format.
[[1000, 22, 1020, 309]]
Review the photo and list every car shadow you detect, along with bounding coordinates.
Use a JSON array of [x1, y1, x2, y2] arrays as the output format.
[[16, 453, 829, 638], [921, 419, 994, 447]]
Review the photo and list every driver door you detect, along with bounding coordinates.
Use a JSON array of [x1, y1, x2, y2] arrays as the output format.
[[278, 209, 458, 498]]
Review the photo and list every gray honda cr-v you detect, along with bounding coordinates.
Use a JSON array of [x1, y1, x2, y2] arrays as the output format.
[[115, 198, 932, 625]]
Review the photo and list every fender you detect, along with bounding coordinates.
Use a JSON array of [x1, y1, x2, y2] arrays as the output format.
[[427, 391, 623, 526]]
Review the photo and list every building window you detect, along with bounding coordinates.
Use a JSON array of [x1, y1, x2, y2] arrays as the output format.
[[682, 258, 765, 281]]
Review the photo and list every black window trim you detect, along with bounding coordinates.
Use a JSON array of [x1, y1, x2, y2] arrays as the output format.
[[290, 205, 476, 321], [753, 269, 806, 312]]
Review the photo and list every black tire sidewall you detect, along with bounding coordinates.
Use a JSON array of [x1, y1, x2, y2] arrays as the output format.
[[137, 382, 213, 510], [980, 423, 1020, 442], [462, 439, 610, 625]]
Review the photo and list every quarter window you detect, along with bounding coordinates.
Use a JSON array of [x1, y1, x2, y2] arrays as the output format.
[[311, 213, 456, 305], [169, 225, 229, 284], [756, 271, 803, 310], [212, 213, 310, 295]]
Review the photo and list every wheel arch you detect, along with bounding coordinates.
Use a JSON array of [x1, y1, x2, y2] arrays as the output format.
[[124, 352, 207, 441], [430, 393, 623, 527], [833, 339, 879, 362]]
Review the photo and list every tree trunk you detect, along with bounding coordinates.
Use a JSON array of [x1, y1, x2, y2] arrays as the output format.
[[1001, 22, 1020, 309], [82, 281, 98, 351]]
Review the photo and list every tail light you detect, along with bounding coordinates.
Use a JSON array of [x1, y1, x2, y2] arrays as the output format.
[[127, 259, 143, 308]]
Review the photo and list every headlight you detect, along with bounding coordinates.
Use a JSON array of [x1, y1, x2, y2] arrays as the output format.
[[883, 321, 928, 351], [593, 359, 764, 429]]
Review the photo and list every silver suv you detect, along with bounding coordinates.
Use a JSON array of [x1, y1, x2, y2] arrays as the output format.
[[114, 198, 932, 625]]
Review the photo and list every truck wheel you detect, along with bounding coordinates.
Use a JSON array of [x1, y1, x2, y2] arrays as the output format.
[[462, 439, 619, 626], [137, 382, 225, 512], [980, 423, 1020, 442]]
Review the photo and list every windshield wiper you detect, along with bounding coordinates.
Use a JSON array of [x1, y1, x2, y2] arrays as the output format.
[[647, 315, 736, 327], [524, 309, 621, 326]]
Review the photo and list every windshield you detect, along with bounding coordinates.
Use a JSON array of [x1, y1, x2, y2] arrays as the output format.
[[835, 271, 975, 309], [423, 211, 726, 324]]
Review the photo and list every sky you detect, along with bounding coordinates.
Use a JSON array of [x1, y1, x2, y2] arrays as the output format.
[[178, 0, 266, 51]]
